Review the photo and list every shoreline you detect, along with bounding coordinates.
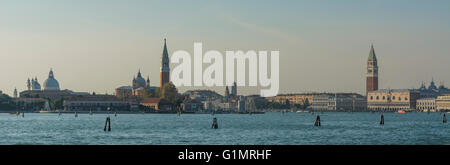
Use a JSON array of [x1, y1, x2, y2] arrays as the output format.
[[0, 110, 266, 115]]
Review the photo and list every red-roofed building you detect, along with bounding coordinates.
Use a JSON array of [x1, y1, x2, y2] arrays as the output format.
[[140, 98, 173, 111]]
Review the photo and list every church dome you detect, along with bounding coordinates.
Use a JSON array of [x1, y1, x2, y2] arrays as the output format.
[[133, 70, 147, 89], [43, 69, 60, 91]]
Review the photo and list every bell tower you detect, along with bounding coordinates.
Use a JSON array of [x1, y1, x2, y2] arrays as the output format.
[[366, 43, 379, 95], [160, 38, 170, 87]]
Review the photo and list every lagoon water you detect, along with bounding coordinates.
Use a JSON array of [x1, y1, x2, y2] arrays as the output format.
[[0, 112, 448, 145]]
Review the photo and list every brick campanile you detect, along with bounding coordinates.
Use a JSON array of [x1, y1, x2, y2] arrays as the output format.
[[366, 44, 379, 95], [160, 38, 170, 87]]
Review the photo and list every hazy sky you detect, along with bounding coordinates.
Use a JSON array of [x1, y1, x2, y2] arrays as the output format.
[[1, 0, 450, 96]]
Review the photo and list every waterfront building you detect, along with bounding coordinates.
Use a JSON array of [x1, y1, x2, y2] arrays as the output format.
[[366, 44, 379, 95], [203, 99, 222, 111], [160, 39, 170, 87], [13, 98, 46, 111], [311, 93, 366, 111], [181, 98, 204, 112], [140, 98, 173, 111], [436, 94, 450, 111], [63, 95, 138, 111], [416, 98, 437, 112], [115, 86, 133, 99], [265, 93, 317, 107], [238, 97, 246, 113], [183, 90, 223, 102], [367, 89, 420, 111], [311, 94, 333, 110], [20, 89, 90, 100]]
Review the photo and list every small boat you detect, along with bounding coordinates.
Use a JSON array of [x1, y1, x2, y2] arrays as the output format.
[[39, 110, 52, 113], [397, 110, 406, 114], [296, 110, 309, 113], [75, 112, 78, 117]]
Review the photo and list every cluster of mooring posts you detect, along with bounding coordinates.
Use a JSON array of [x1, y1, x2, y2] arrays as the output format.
[[444, 114, 447, 123], [310, 112, 448, 126], [380, 114, 384, 125], [314, 115, 321, 126], [12, 110, 448, 131], [211, 117, 218, 129], [104, 116, 111, 132]]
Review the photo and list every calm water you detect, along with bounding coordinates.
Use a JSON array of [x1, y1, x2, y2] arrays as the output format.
[[0, 112, 448, 145]]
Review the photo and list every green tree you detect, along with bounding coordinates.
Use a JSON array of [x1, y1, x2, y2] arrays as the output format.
[[160, 82, 178, 103], [155, 87, 161, 98], [303, 98, 310, 109], [50, 98, 64, 110], [0, 93, 17, 111], [285, 99, 291, 108]]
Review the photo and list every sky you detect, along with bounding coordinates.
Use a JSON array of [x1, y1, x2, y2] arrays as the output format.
[[1, 0, 450, 96]]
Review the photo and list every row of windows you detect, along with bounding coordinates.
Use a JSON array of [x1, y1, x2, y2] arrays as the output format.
[[370, 96, 408, 101], [417, 102, 435, 106]]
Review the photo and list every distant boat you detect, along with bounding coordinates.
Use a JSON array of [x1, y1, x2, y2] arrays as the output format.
[[397, 110, 406, 114], [296, 110, 309, 113], [39, 110, 52, 113], [75, 112, 78, 117]]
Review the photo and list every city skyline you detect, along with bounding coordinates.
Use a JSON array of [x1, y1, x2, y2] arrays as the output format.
[[1, 0, 450, 96]]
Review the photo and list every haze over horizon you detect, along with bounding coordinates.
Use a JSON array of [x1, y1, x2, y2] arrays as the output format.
[[1, 0, 450, 96]]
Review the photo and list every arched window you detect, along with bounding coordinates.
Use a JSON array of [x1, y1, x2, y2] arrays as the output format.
[[370, 96, 373, 100], [376, 96, 379, 100]]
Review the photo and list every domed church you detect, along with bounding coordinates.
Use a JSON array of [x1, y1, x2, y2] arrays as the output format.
[[132, 69, 149, 90], [20, 69, 91, 100], [43, 69, 60, 91]]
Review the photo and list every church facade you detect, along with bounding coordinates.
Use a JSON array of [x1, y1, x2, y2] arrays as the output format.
[[115, 70, 155, 99]]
